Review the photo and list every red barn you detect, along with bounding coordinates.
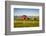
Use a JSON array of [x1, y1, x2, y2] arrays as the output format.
[[20, 15, 28, 20]]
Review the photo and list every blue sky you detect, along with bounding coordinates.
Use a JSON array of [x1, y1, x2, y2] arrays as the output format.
[[14, 8, 39, 16]]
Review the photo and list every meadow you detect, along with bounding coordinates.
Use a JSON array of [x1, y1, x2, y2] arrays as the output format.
[[14, 16, 39, 28]]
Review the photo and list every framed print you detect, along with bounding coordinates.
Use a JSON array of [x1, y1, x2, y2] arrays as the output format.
[[5, 1, 45, 35]]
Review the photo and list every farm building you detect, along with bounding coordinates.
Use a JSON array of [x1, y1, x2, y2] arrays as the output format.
[[20, 15, 29, 20]]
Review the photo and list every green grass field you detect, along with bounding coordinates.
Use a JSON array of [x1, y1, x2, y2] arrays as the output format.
[[14, 17, 39, 28]]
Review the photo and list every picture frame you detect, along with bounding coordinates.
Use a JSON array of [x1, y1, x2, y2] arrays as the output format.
[[5, 1, 45, 35]]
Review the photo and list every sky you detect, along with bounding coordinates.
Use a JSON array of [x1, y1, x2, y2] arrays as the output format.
[[14, 8, 39, 16]]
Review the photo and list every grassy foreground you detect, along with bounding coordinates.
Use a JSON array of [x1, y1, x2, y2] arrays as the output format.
[[14, 18, 39, 28]]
